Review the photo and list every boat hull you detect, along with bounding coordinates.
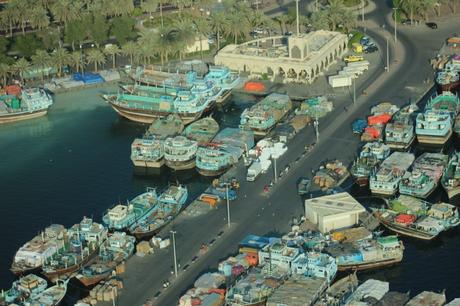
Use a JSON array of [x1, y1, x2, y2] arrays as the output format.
[[196, 166, 231, 177], [375, 213, 437, 240], [77, 272, 111, 287], [132, 223, 168, 240], [338, 257, 403, 271], [353, 176, 369, 187], [10, 264, 41, 276], [43, 250, 98, 282], [416, 129, 452, 146], [108, 101, 201, 125], [385, 137, 415, 151], [165, 158, 196, 170], [444, 187, 460, 200], [0, 108, 48, 124], [437, 80, 460, 93], [131, 158, 164, 168], [216, 89, 232, 106]]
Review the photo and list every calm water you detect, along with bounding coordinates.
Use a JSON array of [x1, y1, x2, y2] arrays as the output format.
[[0, 85, 253, 291], [1, 85, 460, 301]]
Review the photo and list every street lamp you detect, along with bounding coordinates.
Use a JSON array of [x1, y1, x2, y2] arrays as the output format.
[[393, 7, 398, 43], [386, 36, 390, 73], [353, 77, 356, 105], [272, 156, 278, 183], [361, 0, 364, 23], [225, 183, 231, 228], [314, 116, 319, 142], [295, 0, 300, 37], [170, 230, 178, 277]]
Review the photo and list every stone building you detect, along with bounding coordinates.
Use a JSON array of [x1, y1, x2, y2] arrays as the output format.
[[214, 30, 348, 83]]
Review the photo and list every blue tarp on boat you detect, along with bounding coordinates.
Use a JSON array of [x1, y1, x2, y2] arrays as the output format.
[[73, 73, 105, 84]]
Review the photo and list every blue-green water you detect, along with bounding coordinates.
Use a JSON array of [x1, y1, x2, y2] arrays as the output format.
[[0, 85, 253, 292]]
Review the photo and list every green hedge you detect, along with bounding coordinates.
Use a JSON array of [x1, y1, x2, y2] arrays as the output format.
[[347, 31, 364, 48]]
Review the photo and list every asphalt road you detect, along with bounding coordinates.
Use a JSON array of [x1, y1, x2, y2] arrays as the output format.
[[103, 4, 460, 306]]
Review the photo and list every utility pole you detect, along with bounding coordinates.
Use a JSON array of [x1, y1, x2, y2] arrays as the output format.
[[353, 77, 356, 105], [315, 0, 318, 11], [225, 184, 231, 228], [386, 37, 390, 73], [170, 230, 178, 277], [361, 0, 364, 23], [296, 0, 300, 37], [273, 157, 278, 183], [314, 116, 319, 142], [393, 7, 398, 43]]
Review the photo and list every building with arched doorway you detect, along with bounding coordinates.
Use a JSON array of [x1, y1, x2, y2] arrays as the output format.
[[214, 30, 348, 84]]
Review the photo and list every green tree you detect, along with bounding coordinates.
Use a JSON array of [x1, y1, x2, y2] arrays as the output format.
[[0, 63, 10, 86], [50, 0, 81, 26], [86, 49, 105, 72], [69, 51, 84, 73], [12, 57, 30, 82], [141, 0, 158, 17], [11, 34, 44, 58], [276, 14, 291, 33], [31, 50, 51, 83], [37, 28, 62, 51], [209, 12, 227, 50], [89, 15, 110, 47], [110, 16, 137, 45], [309, 10, 329, 30], [29, 5, 50, 31], [1, 5, 19, 37], [175, 0, 192, 16], [418, 0, 437, 20], [192, 16, 210, 60], [65, 19, 87, 50], [51, 47, 70, 76], [104, 44, 120, 69], [225, 11, 250, 44], [121, 41, 138, 66], [327, 0, 346, 31]]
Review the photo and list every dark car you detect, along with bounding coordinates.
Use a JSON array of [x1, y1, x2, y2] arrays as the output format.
[[426, 22, 438, 29], [364, 45, 378, 53]]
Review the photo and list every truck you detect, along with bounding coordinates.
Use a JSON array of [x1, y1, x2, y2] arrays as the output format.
[[247, 161, 262, 181], [328, 75, 352, 88], [352, 119, 368, 134], [347, 60, 370, 68], [206, 186, 237, 200], [297, 178, 311, 195]]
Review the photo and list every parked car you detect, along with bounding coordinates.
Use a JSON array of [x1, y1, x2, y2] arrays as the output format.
[[426, 22, 438, 29], [360, 36, 370, 45], [344, 55, 364, 63], [364, 45, 378, 53]]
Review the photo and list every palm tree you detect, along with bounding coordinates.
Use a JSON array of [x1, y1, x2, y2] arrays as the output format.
[[69, 51, 84, 73], [309, 10, 329, 30], [326, 0, 345, 31], [50, 0, 81, 27], [86, 49, 105, 72], [0, 63, 10, 86], [12, 57, 30, 83], [276, 14, 291, 33], [51, 47, 70, 77], [121, 41, 138, 66], [3, 4, 19, 37], [28, 5, 50, 31], [225, 11, 250, 44], [141, 0, 159, 17], [209, 12, 227, 50], [175, 0, 192, 16], [104, 45, 120, 69], [31, 50, 51, 83], [192, 17, 211, 60], [418, 0, 437, 20]]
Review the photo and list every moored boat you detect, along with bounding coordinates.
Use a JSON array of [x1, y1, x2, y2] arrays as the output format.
[[11, 224, 67, 275], [76, 232, 135, 286], [129, 185, 188, 239], [183, 117, 219, 143], [350, 142, 391, 187], [435, 55, 460, 92], [239, 93, 292, 137], [325, 235, 404, 271], [406, 291, 446, 306], [42, 217, 107, 282], [374, 195, 460, 240], [314, 273, 359, 306], [196, 128, 254, 176], [0, 274, 48, 304], [416, 110, 453, 146], [384, 104, 417, 151], [102, 188, 158, 231], [130, 114, 184, 168], [0, 87, 53, 124], [164, 135, 198, 170], [369, 152, 415, 196], [441, 151, 460, 199], [27, 279, 68, 306]]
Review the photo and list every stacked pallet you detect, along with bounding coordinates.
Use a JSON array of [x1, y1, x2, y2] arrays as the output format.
[[77, 278, 124, 305]]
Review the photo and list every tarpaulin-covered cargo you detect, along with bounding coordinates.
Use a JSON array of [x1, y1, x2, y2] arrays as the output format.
[[367, 114, 392, 125], [194, 273, 225, 290], [395, 214, 416, 224], [5, 85, 21, 96], [244, 81, 266, 92], [73, 72, 105, 84]]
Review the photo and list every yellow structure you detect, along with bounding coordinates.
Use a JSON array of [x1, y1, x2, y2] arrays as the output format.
[[214, 30, 348, 84]]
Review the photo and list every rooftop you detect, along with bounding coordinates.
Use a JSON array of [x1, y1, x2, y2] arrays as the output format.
[[266, 276, 327, 306], [305, 192, 366, 217]]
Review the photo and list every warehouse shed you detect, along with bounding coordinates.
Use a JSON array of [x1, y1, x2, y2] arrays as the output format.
[[304, 192, 366, 233]]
